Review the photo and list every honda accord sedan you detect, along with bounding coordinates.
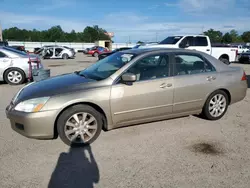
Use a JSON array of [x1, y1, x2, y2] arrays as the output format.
[[6, 48, 247, 146]]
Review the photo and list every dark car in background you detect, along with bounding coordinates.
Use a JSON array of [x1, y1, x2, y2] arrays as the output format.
[[98, 47, 132, 60], [238, 51, 250, 64], [0, 41, 26, 52]]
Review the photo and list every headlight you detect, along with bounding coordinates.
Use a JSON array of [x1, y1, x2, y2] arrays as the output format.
[[14, 97, 50, 112]]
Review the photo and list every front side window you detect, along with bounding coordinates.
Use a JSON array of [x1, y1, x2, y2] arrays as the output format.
[[125, 54, 170, 81], [179, 37, 194, 47], [174, 54, 215, 76]]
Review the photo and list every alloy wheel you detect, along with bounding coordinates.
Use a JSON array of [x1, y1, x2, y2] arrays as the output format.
[[208, 94, 227, 117], [64, 112, 98, 143]]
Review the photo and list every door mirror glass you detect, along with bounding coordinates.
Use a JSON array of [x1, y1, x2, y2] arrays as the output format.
[[122, 73, 137, 82]]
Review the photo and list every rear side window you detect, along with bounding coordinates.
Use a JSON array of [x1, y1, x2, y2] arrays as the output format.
[[194, 37, 208, 46], [0, 51, 6, 58], [174, 54, 216, 76]]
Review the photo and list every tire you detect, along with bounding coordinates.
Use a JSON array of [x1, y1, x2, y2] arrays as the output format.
[[4, 68, 25, 85], [202, 90, 229, 120], [93, 52, 98, 57], [62, 53, 69, 60], [57, 104, 103, 147], [219, 58, 230, 65]]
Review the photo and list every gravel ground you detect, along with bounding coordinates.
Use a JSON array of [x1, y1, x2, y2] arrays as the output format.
[[0, 53, 250, 188]]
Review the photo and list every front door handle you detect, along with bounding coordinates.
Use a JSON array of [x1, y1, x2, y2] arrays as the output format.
[[160, 83, 172, 88]]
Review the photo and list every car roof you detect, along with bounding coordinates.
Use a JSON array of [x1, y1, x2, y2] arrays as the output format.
[[122, 48, 201, 55]]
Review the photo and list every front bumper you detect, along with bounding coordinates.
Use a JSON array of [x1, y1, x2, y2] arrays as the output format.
[[6, 106, 58, 139]]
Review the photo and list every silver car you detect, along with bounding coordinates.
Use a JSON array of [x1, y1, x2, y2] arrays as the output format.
[[0, 47, 43, 85], [6, 48, 247, 146], [40, 46, 74, 59]]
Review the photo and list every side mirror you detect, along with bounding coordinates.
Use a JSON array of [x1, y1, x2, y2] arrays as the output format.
[[121, 73, 136, 83]]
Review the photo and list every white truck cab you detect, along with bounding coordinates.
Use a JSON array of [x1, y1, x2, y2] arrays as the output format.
[[141, 35, 238, 65]]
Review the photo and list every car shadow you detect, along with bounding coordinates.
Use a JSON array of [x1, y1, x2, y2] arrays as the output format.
[[48, 145, 99, 188]]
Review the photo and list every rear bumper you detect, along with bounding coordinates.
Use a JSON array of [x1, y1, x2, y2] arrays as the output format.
[[6, 107, 58, 139], [230, 81, 248, 104]]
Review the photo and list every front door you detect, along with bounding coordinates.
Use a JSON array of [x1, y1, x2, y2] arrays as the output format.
[[173, 52, 218, 113], [110, 53, 174, 125]]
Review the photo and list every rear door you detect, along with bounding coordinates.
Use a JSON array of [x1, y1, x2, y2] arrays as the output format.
[[172, 52, 218, 113], [191, 36, 211, 54], [180, 36, 211, 54]]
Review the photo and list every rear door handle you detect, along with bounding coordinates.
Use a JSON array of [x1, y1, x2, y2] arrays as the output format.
[[207, 76, 216, 81], [206, 49, 210, 51], [160, 83, 172, 88]]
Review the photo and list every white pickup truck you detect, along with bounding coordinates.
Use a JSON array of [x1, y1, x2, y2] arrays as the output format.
[[141, 35, 238, 65]]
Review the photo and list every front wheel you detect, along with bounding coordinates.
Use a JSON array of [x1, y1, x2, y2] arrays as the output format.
[[202, 90, 229, 120], [93, 52, 98, 57], [57, 105, 103, 146]]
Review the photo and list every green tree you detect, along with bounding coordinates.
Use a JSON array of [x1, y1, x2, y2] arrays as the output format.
[[203, 29, 223, 43], [2, 25, 111, 42], [222, 32, 232, 43], [242, 31, 250, 42], [229, 29, 243, 43], [47, 25, 64, 42]]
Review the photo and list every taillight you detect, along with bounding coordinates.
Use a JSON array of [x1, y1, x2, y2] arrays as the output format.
[[241, 71, 247, 81]]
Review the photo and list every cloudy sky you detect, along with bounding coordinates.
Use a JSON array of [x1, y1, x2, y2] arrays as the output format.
[[1, 0, 250, 42]]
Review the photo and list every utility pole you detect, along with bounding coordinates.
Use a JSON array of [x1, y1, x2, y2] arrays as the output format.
[[155, 32, 158, 42], [0, 21, 2, 41]]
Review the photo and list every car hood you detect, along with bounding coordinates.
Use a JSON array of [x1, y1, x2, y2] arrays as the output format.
[[15, 73, 96, 103]]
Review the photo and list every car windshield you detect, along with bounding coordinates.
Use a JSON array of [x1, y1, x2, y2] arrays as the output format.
[[159, 36, 183, 44], [3, 46, 27, 55], [79, 52, 136, 80], [90, 46, 98, 50]]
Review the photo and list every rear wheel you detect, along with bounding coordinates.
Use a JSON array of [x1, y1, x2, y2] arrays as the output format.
[[219, 58, 230, 65], [4, 68, 25, 85], [57, 105, 103, 146], [202, 90, 229, 120], [62, 53, 69, 59]]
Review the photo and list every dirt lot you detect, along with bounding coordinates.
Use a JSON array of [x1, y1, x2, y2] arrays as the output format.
[[0, 53, 250, 188]]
